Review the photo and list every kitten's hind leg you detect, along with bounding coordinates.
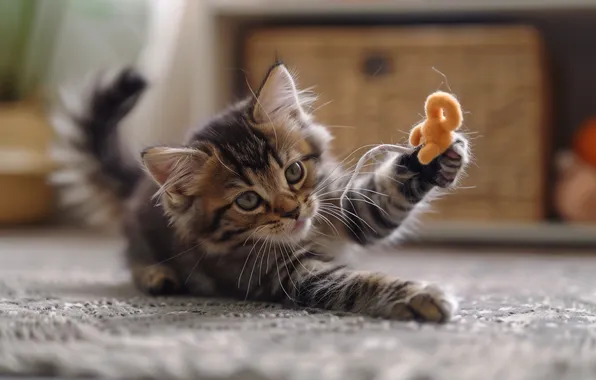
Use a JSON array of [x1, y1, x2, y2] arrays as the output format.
[[287, 259, 457, 323], [132, 264, 181, 296]]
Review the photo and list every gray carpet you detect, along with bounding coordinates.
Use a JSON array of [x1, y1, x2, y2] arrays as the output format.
[[1, 229, 596, 379]]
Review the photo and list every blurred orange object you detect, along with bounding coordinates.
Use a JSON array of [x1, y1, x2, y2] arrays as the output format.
[[555, 151, 596, 224], [573, 118, 596, 168]]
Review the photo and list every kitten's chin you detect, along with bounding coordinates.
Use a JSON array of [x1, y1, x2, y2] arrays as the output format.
[[288, 217, 312, 241]]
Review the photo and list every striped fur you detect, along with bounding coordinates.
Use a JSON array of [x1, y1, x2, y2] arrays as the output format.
[[53, 62, 469, 323], [50, 69, 147, 228]]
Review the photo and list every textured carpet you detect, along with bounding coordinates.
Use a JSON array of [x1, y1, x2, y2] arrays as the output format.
[[1, 229, 596, 379]]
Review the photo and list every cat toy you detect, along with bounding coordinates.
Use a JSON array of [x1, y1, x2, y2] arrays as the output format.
[[340, 91, 463, 204], [408, 91, 463, 165]]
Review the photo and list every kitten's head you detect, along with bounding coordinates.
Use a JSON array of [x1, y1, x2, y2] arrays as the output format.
[[141, 63, 332, 251]]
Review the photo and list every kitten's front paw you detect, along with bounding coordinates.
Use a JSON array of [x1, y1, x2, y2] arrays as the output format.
[[430, 134, 469, 188], [398, 134, 469, 188], [134, 265, 180, 296], [388, 282, 458, 323]]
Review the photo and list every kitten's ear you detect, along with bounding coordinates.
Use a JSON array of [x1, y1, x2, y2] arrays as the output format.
[[141, 146, 209, 194], [252, 62, 311, 123]]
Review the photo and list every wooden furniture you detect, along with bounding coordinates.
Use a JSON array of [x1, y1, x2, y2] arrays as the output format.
[[194, 1, 596, 244], [0, 101, 55, 225], [244, 25, 549, 223]]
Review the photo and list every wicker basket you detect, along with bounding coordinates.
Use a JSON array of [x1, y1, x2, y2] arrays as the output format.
[[243, 25, 549, 223]]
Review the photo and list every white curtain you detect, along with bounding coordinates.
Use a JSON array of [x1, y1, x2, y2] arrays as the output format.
[[46, 0, 149, 93], [121, 0, 214, 156], [46, 0, 213, 156]]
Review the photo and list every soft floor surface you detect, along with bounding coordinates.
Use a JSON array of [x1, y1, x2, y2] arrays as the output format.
[[1, 229, 596, 379]]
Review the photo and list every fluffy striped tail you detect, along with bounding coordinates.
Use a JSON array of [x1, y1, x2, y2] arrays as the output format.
[[50, 68, 147, 228]]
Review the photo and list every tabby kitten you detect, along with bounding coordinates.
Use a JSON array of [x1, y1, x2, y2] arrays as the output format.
[[52, 62, 469, 323]]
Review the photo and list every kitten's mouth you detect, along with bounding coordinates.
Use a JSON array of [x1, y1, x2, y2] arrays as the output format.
[[292, 219, 306, 232], [291, 218, 311, 235]]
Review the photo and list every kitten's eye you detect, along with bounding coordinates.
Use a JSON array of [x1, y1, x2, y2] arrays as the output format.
[[235, 191, 261, 211], [285, 162, 304, 184]]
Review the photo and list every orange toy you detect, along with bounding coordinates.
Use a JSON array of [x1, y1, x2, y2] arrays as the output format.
[[573, 118, 596, 169], [409, 91, 463, 165], [555, 151, 596, 223]]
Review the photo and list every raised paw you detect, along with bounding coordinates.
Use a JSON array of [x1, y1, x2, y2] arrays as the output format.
[[134, 265, 180, 296], [387, 282, 458, 323], [429, 134, 469, 188], [398, 134, 469, 188]]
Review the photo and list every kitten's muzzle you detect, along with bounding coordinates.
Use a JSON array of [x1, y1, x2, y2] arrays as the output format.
[[279, 207, 300, 220], [273, 194, 300, 219]]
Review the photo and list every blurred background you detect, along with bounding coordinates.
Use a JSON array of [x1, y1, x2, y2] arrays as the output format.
[[1, 0, 596, 247]]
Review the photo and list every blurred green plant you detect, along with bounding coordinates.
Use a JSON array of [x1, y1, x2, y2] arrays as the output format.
[[0, 0, 64, 102]]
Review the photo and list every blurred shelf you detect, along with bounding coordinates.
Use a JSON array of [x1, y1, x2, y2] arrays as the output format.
[[210, 0, 596, 17], [414, 222, 596, 245]]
